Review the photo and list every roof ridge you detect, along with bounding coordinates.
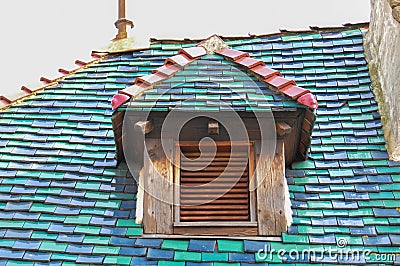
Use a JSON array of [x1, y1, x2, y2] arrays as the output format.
[[111, 36, 318, 110], [148, 23, 369, 44], [0, 52, 107, 111]]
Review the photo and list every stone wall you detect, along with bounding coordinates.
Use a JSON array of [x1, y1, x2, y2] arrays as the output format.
[[364, 0, 400, 160]]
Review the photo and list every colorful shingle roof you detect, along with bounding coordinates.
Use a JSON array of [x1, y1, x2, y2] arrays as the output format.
[[111, 36, 318, 111], [1, 24, 400, 265]]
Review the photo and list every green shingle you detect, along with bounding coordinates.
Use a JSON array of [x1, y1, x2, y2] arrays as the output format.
[[103, 256, 131, 265], [162, 240, 189, 251], [64, 215, 92, 225], [201, 252, 228, 262], [83, 236, 110, 245], [217, 240, 243, 252], [93, 245, 120, 255], [174, 251, 201, 262], [282, 233, 309, 244], [126, 227, 143, 236], [74, 225, 101, 235], [39, 241, 67, 252]]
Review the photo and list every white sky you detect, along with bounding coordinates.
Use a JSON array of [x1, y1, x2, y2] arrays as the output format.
[[0, 0, 371, 96]]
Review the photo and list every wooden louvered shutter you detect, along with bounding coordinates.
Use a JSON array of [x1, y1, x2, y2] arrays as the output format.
[[178, 142, 251, 222]]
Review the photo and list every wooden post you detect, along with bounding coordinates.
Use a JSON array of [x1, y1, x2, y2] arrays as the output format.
[[256, 139, 290, 236], [142, 138, 174, 234]]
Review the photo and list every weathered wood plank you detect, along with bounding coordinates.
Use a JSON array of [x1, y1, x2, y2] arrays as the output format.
[[256, 139, 288, 236], [143, 138, 174, 234], [135, 168, 144, 225], [270, 140, 288, 234]]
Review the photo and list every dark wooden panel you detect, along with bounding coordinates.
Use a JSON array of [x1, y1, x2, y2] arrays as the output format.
[[174, 225, 258, 236], [179, 142, 250, 222]]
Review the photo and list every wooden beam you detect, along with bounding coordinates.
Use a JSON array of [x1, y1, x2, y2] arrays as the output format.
[[275, 121, 292, 137]]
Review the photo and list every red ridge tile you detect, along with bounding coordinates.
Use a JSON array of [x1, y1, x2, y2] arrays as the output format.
[[111, 94, 131, 110], [21, 86, 32, 94], [280, 85, 310, 99], [75, 60, 87, 67], [179, 47, 207, 59], [165, 54, 193, 68], [120, 85, 149, 98], [216, 48, 249, 61], [58, 69, 70, 75], [40, 77, 53, 84], [0, 96, 11, 104], [135, 73, 166, 86], [91, 52, 104, 59], [265, 75, 296, 90], [235, 57, 265, 69], [297, 93, 318, 109], [152, 65, 180, 77], [250, 66, 281, 79]]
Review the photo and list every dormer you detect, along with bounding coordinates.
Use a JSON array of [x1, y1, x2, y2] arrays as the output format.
[[111, 35, 317, 236]]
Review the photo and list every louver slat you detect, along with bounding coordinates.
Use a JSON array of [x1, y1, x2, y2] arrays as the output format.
[[179, 143, 250, 222]]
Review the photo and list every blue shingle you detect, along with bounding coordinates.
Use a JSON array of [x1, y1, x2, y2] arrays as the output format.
[[57, 234, 85, 244], [4, 202, 32, 211], [343, 191, 369, 200], [90, 217, 116, 226], [0, 249, 24, 259], [100, 227, 127, 236], [309, 234, 336, 244], [367, 175, 392, 184], [109, 237, 136, 247], [147, 248, 174, 260], [243, 240, 270, 252], [337, 218, 364, 227], [13, 212, 40, 221], [4, 230, 32, 239], [48, 223, 75, 234], [228, 253, 255, 263], [119, 247, 147, 256], [311, 217, 338, 226], [130, 257, 157, 266], [373, 208, 400, 218], [76, 255, 104, 264], [54, 206, 80, 216], [363, 235, 391, 246], [66, 244, 94, 254], [188, 240, 215, 252], [134, 238, 163, 248], [350, 226, 377, 236], [13, 240, 41, 250]]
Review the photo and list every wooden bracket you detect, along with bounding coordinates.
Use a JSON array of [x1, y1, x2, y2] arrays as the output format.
[[135, 120, 153, 135], [275, 122, 292, 137], [208, 120, 219, 135]]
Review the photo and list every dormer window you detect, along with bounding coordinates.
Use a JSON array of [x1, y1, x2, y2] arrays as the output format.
[[111, 36, 317, 237]]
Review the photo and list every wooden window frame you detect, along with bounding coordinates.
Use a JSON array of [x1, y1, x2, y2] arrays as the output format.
[[173, 141, 258, 235]]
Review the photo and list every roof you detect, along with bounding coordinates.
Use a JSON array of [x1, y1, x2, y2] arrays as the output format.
[[111, 36, 318, 160], [111, 36, 317, 112], [1, 23, 400, 265]]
